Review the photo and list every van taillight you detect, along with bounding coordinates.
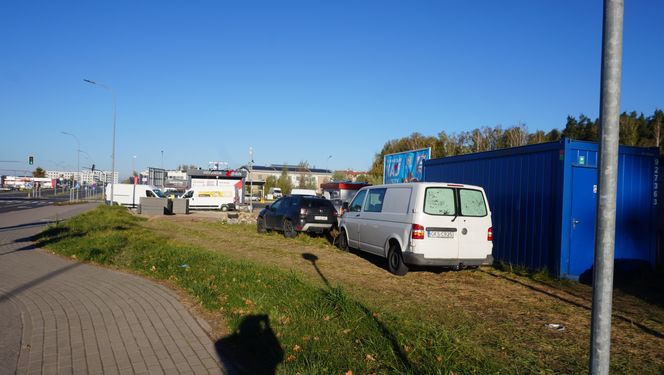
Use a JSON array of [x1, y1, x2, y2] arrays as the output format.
[[300, 208, 308, 216], [412, 224, 425, 240], [488, 227, 493, 241]]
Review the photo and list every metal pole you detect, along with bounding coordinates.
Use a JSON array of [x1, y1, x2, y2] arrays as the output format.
[[161, 150, 164, 170], [61, 132, 80, 185], [249, 147, 253, 212], [589, 1, 623, 374], [84, 79, 116, 206]]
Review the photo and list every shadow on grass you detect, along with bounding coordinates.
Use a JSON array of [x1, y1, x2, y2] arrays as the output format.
[[301, 252, 414, 373], [215, 314, 284, 375], [483, 269, 664, 339]]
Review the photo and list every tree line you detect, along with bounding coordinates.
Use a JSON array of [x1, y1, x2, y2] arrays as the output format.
[[367, 109, 664, 182]]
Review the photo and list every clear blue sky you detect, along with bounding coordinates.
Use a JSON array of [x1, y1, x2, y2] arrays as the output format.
[[1, 1, 662, 178]]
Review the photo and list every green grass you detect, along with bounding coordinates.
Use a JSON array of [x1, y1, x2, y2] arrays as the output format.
[[36, 205, 508, 374]]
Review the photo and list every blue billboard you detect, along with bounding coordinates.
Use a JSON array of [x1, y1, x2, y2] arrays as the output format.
[[383, 148, 431, 184]]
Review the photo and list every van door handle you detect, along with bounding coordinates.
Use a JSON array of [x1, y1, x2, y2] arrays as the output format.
[[572, 218, 580, 229]]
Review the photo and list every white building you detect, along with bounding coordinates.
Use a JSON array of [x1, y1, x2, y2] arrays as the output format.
[[46, 170, 118, 184]]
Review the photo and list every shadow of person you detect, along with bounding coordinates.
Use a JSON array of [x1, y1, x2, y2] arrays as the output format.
[[215, 314, 284, 375]]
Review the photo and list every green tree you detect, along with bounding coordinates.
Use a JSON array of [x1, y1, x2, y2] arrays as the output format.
[[277, 166, 293, 195], [332, 171, 346, 181], [32, 167, 46, 177], [264, 176, 277, 193], [355, 174, 369, 183], [297, 161, 316, 189]]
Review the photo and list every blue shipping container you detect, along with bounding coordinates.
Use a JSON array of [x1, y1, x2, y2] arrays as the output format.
[[423, 138, 659, 279]]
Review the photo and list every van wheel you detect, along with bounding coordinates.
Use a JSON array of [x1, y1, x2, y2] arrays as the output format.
[[257, 217, 267, 233], [338, 229, 349, 251], [387, 243, 409, 276], [283, 220, 297, 238], [221, 205, 228, 212]]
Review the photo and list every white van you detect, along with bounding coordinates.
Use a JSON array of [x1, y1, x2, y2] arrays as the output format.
[[290, 188, 317, 196], [180, 186, 236, 211], [268, 187, 283, 199], [338, 182, 493, 275], [106, 183, 164, 207]]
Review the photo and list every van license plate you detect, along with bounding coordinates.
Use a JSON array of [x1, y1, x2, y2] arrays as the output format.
[[315, 216, 327, 221], [428, 230, 454, 238]]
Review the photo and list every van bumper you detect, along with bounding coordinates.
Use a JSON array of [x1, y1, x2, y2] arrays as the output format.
[[402, 253, 494, 267]]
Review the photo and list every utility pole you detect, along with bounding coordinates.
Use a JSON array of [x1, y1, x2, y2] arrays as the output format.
[[589, 1, 624, 374]]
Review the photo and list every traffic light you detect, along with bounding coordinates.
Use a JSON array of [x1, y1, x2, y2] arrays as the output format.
[[29, 156, 34, 165]]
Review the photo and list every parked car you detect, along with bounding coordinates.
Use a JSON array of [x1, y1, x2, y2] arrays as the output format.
[[338, 182, 493, 276], [257, 195, 337, 238]]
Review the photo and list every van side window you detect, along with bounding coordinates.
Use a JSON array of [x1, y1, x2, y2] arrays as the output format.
[[349, 190, 367, 212], [381, 188, 411, 213], [459, 189, 487, 217], [182, 191, 193, 199], [424, 188, 455, 216], [364, 188, 386, 212]]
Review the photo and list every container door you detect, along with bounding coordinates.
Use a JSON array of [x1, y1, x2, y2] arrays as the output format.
[[568, 167, 598, 277]]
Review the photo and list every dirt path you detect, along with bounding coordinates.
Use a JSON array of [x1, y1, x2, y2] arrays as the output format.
[[145, 214, 664, 372]]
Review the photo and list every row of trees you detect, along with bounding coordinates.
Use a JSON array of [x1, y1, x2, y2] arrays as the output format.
[[368, 109, 663, 182]]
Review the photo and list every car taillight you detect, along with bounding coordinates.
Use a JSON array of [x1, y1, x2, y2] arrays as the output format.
[[487, 227, 493, 241], [411, 224, 425, 240], [300, 208, 308, 217]]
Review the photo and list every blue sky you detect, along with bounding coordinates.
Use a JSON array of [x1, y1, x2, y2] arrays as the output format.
[[1, 1, 663, 178]]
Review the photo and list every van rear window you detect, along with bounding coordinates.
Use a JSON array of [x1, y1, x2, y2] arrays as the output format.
[[459, 189, 487, 217], [424, 188, 455, 216]]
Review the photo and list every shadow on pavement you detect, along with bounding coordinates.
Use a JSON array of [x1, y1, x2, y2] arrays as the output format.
[[215, 314, 284, 375], [0, 263, 81, 304], [0, 220, 56, 232]]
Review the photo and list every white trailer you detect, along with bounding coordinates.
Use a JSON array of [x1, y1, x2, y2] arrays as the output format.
[[180, 185, 238, 211], [105, 183, 164, 207]]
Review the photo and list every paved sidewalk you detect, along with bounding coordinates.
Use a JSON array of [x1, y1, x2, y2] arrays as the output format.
[[0, 204, 227, 375]]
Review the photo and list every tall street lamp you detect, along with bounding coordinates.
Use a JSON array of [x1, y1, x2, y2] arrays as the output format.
[[61, 131, 80, 183], [84, 79, 116, 205]]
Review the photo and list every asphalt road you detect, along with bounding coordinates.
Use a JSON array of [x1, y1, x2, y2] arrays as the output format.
[[0, 190, 99, 214]]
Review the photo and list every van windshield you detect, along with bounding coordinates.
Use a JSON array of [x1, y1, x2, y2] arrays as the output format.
[[152, 189, 165, 198], [424, 187, 455, 216]]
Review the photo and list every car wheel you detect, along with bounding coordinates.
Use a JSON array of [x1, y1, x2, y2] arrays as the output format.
[[338, 229, 349, 251], [221, 205, 228, 212], [387, 243, 408, 276], [257, 217, 267, 233], [283, 219, 297, 238]]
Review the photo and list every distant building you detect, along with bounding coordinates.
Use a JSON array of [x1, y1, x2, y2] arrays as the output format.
[[46, 170, 118, 184], [335, 169, 368, 182], [238, 164, 333, 194]]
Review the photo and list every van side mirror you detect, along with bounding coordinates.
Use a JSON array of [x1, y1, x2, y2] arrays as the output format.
[[342, 202, 349, 210]]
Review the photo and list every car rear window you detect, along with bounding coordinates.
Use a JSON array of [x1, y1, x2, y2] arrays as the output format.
[[459, 189, 487, 217], [424, 187, 455, 216], [302, 198, 333, 209]]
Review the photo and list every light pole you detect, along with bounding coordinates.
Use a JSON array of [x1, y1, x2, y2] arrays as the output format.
[[84, 79, 116, 205], [326, 155, 332, 172], [132, 155, 137, 180], [61, 131, 80, 183], [249, 147, 254, 212], [161, 150, 164, 170]]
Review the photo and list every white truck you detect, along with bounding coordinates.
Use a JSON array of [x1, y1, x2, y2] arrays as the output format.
[[105, 183, 164, 207], [180, 186, 237, 211]]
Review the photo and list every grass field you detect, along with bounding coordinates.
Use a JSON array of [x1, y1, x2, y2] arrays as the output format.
[[35, 206, 664, 374]]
